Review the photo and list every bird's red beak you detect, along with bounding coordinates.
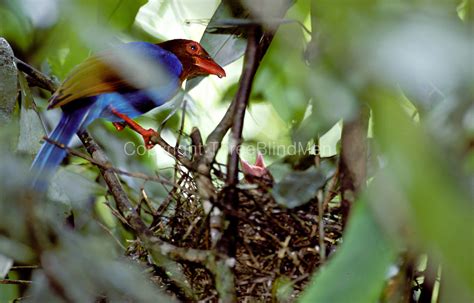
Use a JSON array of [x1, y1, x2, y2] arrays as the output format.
[[194, 56, 226, 78]]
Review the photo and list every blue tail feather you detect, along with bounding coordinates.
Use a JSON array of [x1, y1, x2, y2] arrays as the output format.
[[30, 109, 88, 191]]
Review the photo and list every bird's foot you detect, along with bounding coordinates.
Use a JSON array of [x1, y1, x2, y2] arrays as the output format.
[[112, 122, 127, 131], [110, 109, 158, 149], [140, 128, 159, 150]]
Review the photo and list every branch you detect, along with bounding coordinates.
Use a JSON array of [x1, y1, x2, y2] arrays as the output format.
[[0, 279, 32, 285], [203, 101, 237, 165], [15, 57, 58, 92], [149, 132, 193, 169], [338, 106, 369, 227], [43, 137, 185, 189], [226, 27, 261, 186]]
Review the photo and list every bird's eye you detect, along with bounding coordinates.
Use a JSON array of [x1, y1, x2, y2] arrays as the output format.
[[190, 44, 197, 52]]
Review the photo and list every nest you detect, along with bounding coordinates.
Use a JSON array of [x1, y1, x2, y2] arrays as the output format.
[[127, 167, 344, 302]]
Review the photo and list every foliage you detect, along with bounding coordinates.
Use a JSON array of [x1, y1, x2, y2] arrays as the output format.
[[0, 0, 473, 302]]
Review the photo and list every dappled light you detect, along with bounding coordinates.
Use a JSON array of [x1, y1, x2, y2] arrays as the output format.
[[0, 0, 472, 302]]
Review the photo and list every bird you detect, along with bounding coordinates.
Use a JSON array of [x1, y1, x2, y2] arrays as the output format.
[[240, 152, 274, 188], [30, 39, 225, 190]]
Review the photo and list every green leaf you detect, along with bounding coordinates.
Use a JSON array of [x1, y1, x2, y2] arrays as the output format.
[[272, 275, 293, 302], [186, 2, 247, 91], [17, 73, 45, 155], [253, 18, 311, 126], [272, 166, 327, 208], [201, 3, 247, 65], [0, 1, 33, 51], [27, 232, 172, 303], [370, 92, 474, 292], [46, 27, 91, 81], [0, 254, 13, 279], [0, 236, 35, 263], [299, 200, 396, 303]]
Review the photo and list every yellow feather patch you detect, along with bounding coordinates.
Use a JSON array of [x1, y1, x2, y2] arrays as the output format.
[[48, 54, 134, 109]]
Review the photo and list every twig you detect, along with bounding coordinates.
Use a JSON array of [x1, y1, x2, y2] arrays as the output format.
[[215, 18, 312, 35], [42, 137, 191, 191], [322, 165, 339, 211], [190, 127, 204, 160], [174, 100, 187, 181], [97, 221, 127, 251], [0, 279, 32, 285], [77, 132, 241, 301], [103, 201, 131, 227], [318, 191, 326, 263], [78, 131, 143, 220], [14, 58, 58, 92], [226, 27, 261, 186], [203, 101, 237, 165], [10, 265, 39, 270], [140, 187, 159, 217], [338, 107, 369, 227], [149, 132, 193, 169]]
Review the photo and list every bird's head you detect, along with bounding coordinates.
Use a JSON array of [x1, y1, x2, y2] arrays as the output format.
[[240, 153, 274, 188], [158, 39, 226, 81]]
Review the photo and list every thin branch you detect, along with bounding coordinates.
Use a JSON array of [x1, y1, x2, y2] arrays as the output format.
[[97, 221, 127, 251], [174, 100, 188, 183], [318, 190, 326, 263], [322, 165, 340, 212], [42, 137, 191, 192], [338, 107, 369, 227], [15, 58, 58, 92], [226, 27, 261, 186], [215, 18, 311, 35], [0, 279, 32, 285], [190, 127, 204, 160], [203, 101, 237, 165], [78, 131, 143, 221], [149, 132, 193, 168], [213, 25, 277, 303], [10, 265, 39, 270]]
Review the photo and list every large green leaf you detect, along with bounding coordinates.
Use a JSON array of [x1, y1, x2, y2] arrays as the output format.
[[369, 93, 474, 293], [17, 73, 45, 155], [252, 4, 311, 127], [299, 200, 396, 303], [186, 2, 247, 91], [272, 166, 331, 208]]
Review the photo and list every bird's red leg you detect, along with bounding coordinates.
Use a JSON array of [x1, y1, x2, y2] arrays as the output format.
[[111, 109, 158, 149]]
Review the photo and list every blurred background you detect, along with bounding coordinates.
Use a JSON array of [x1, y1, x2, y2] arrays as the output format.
[[0, 0, 473, 302]]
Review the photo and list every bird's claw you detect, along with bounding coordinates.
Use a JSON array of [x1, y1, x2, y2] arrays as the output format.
[[112, 122, 127, 131], [141, 128, 159, 149]]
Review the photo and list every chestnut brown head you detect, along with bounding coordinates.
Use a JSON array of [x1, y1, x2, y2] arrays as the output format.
[[159, 39, 226, 81]]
